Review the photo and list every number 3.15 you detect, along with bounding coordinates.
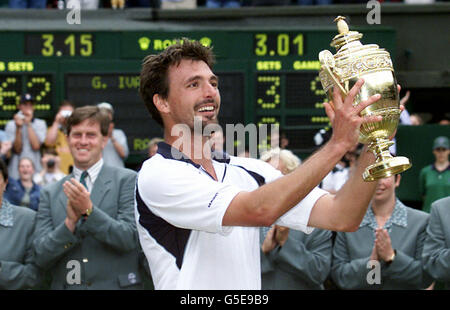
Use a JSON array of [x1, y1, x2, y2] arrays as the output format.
[[41, 34, 93, 57]]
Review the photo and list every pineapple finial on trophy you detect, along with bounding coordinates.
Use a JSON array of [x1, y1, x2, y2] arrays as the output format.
[[334, 16, 349, 34]]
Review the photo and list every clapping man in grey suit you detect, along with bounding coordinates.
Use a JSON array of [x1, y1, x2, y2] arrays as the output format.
[[33, 106, 145, 289]]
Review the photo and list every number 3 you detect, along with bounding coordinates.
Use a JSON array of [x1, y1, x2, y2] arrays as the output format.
[[42, 34, 54, 57], [255, 34, 267, 56]]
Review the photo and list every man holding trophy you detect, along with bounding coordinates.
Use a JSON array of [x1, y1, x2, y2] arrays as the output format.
[[135, 16, 406, 288]]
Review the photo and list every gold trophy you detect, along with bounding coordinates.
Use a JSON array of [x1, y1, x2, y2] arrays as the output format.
[[318, 16, 411, 182]]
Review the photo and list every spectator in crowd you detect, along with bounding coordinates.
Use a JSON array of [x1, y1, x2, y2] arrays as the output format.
[[210, 129, 224, 152], [5, 93, 47, 181], [296, 0, 331, 5], [111, 0, 125, 8], [333, 0, 369, 3], [279, 132, 289, 149], [9, 0, 46, 8], [206, 0, 241, 8], [320, 143, 362, 194], [97, 102, 129, 168], [320, 158, 349, 194], [404, 0, 435, 4], [314, 126, 362, 194], [331, 174, 432, 289], [161, 0, 196, 9], [65, 0, 99, 9], [259, 147, 332, 290], [270, 129, 289, 150], [422, 196, 450, 290], [0, 159, 42, 289], [45, 100, 75, 175], [419, 136, 449, 213], [0, 132, 12, 164], [33, 147, 66, 187], [33, 106, 145, 289], [409, 113, 423, 126], [259, 147, 299, 175], [4, 157, 40, 212], [148, 137, 164, 158], [399, 91, 412, 125], [0, 130, 6, 150], [126, 0, 157, 7], [237, 148, 251, 158], [438, 117, 450, 125], [250, 0, 290, 5], [390, 90, 413, 154]]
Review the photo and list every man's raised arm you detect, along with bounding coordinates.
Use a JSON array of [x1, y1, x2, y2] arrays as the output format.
[[223, 79, 382, 231]]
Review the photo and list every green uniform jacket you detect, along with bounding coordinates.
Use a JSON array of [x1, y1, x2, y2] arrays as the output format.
[[419, 164, 450, 213], [33, 164, 144, 289], [331, 201, 433, 290], [422, 197, 450, 289], [0, 202, 42, 289], [260, 228, 332, 290]]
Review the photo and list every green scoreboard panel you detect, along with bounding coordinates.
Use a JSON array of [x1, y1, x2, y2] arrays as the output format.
[[0, 28, 395, 164]]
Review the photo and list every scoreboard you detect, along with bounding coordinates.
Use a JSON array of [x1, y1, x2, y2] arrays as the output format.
[[0, 28, 395, 164]]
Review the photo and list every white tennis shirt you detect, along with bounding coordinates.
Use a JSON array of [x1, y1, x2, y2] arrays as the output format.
[[135, 142, 327, 290]]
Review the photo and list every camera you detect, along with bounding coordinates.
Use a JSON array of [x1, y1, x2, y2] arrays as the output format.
[[47, 159, 55, 169], [60, 110, 72, 118]]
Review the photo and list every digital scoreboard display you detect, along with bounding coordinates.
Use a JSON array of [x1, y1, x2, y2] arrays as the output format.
[[0, 29, 396, 164], [25, 33, 95, 57]]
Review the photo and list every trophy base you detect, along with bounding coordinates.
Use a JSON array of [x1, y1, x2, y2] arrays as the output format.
[[363, 156, 411, 182]]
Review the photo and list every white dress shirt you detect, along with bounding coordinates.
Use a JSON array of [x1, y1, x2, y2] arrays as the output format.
[[72, 158, 103, 192]]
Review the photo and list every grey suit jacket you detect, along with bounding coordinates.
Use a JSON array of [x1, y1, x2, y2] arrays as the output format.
[[260, 228, 332, 290], [0, 202, 42, 289], [331, 201, 433, 290], [33, 164, 144, 289], [422, 196, 450, 289]]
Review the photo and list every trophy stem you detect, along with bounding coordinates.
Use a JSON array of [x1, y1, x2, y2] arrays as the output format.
[[369, 138, 393, 161], [363, 138, 412, 182]]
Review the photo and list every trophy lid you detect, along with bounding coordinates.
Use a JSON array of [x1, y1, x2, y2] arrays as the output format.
[[330, 16, 363, 52], [319, 16, 394, 92]]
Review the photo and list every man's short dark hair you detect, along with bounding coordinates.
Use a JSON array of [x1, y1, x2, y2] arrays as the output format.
[[66, 105, 110, 137], [139, 38, 216, 127], [60, 100, 75, 109]]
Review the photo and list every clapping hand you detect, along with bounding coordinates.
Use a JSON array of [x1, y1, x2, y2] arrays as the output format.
[[261, 226, 277, 254], [274, 225, 290, 248], [64, 200, 81, 233], [375, 228, 395, 262], [63, 178, 93, 218]]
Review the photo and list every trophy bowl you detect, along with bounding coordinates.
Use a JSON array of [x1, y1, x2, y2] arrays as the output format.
[[318, 16, 411, 182]]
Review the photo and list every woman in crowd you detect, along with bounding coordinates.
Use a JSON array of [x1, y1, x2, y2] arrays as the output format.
[[4, 157, 40, 211]]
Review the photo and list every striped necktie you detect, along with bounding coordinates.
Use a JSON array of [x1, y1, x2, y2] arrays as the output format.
[[80, 170, 89, 189]]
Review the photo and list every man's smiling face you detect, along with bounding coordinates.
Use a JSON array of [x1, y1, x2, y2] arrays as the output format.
[[67, 119, 107, 170], [163, 59, 221, 131]]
